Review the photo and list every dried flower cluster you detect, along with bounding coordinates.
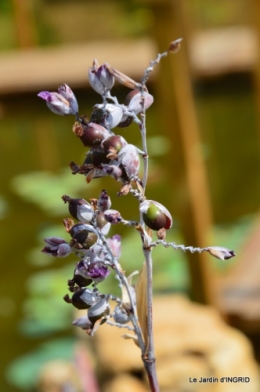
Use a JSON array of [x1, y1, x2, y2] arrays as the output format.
[[38, 39, 235, 392]]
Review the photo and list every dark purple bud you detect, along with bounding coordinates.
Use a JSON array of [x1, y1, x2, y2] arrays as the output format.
[[117, 144, 140, 180], [107, 235, 121, 258], [42, 237, 71, 257], [73, 122, 110, 147], [88, 297, 110, 324], [57, 84, 78, 114], [104, 209, 122, 224], [37, 91, 73, 115], [125, 89, 154, 114], [62, 195, 94, 223], [88, 59, 114, 95], [76, 258, 110, 283], [93, 104, 124, 129], [71, 288, 99, 309], [86, 263, 110, 283], [97, 189, 112, 212], [206, 246, 236, 260], [140, 200, 173, 231]]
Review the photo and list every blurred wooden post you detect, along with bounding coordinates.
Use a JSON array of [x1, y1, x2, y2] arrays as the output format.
[[11, 0, 38, 48], [142, 0, 215, 304], [252, 0, 260, 151]]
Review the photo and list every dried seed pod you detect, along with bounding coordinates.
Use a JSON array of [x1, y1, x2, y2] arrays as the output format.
[[140, 200, 172, 231]]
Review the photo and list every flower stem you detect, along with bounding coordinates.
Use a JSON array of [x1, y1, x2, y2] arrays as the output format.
[[142, 248, 159, 392]]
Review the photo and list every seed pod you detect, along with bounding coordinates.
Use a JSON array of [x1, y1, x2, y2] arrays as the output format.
[[88, 297, 110, 324], [117, 144, 140, 180], [69, 223, 97, 248], [73, 268, 93, 287], [140, 200, 172, 231], [73, 122, 109, 147], [101, 135, 127, 156], [93, 104, 124, 129], [62, 195, 94, 223], [126, 89, 154, 114], [84, 148, 110, 167], [113, 305, 129, 324], [71, 288, 99, 309]]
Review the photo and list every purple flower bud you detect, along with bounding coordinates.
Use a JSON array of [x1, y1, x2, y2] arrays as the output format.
[[93, 104, 124, 129], [117, 144, 140, 180], [37, 91, 73, 115], [104, 209, 122, 224], [126, 89, 154, 114], [42, 237, 71, 257], [76, 259, 110, 283], [97, 189, 112, 212], [62, 195, 94, 223], [107, 235, 121, 258], [57, 84, 78, 114], [140, 200, 173, 231], [206, 246, 236, 260], [88, 59, 114, 95], [73, 122, 110, 147], [88, 297, 110, 324], [87, 263, 110, 283]]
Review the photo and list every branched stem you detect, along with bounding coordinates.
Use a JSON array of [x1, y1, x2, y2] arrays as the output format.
[[150, 239, 208, 254]]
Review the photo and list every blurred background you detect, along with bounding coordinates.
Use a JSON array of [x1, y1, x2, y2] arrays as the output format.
[[1, 0, 260, 391]]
